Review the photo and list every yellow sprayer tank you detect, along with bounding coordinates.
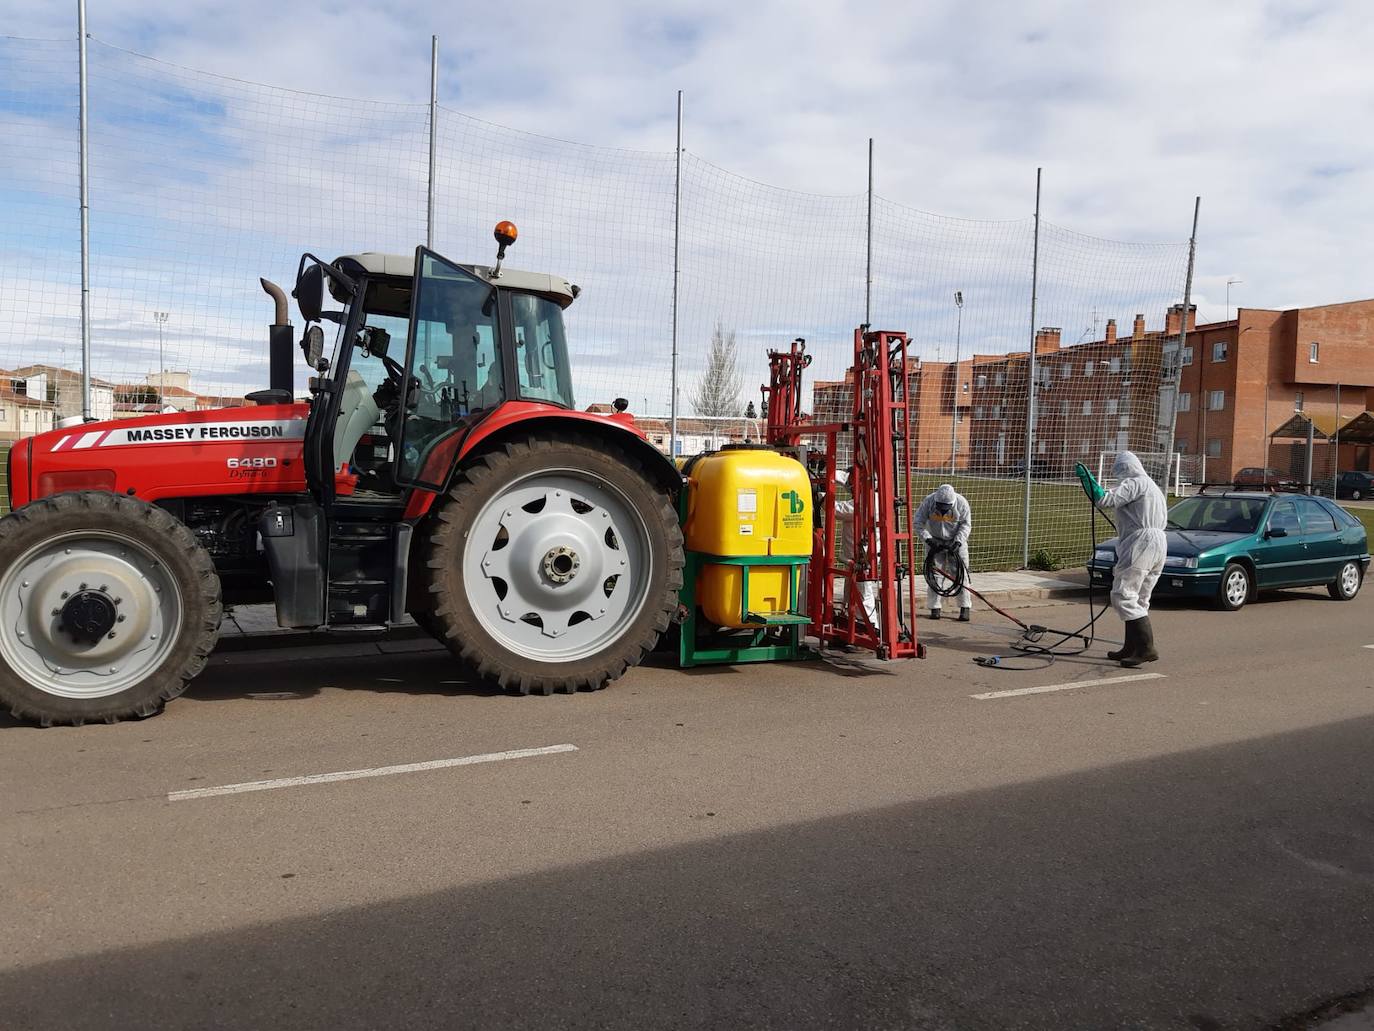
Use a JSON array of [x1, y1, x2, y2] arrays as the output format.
[[685, 445, 812, 628]]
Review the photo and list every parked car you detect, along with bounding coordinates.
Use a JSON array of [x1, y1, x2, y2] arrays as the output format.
[[1087, 491, 1369, 610], [1233, 467, 1301, 490], [1336, 471, 1374, 501]]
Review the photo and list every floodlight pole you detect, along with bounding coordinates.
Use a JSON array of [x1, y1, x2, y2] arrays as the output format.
[[670, 90, 683, 457], [950, 291, 963, 475], [78, 0, 92, 420], [427, 35, 438, 248], [1022, 168, 1041, 568]]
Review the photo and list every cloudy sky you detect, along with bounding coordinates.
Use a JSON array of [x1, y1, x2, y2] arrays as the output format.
[[4, 0, 1371, 407]]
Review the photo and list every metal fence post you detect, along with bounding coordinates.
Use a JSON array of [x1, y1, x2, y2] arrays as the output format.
[[670, 91, 682, 457], [1022, 168, 1041, 568], [1162, 197, 1200, 487], [427, 35, 437, 249], [78, 0, 92, 420]]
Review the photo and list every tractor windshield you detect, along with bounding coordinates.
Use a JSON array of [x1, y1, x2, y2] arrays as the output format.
[[509, 293, 575, 409]]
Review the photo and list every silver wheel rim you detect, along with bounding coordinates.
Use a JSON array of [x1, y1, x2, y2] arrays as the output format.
[[462, 469, 653, 663], [1225, 569, 1248, 607], [1341, 563, 1360, 596], [0, 530, 182, 699]]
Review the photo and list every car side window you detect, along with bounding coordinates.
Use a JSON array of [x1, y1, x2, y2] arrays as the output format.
[[1296, 497, 1337, 533], [1268, 500, 1300, 535]]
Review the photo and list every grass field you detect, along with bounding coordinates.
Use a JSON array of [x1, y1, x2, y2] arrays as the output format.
[[907, 474, 1118, 573]]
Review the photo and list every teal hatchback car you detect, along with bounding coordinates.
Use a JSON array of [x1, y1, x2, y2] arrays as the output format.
[[1087, 491, 1370, 611]]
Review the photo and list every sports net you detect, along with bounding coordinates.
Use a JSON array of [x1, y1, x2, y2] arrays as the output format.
[[0, 35, 1194, 568]]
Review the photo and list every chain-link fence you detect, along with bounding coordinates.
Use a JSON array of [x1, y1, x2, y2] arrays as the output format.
[[0, 34, 1196, 569]]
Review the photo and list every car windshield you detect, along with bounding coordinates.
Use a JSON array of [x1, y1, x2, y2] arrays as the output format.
[[1166, 496, 1265, 534]]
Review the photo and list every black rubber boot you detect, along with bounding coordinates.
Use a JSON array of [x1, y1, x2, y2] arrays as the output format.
[[958, 607, 971, 622], [1122, 616, 1158, 666], [929, 608, 941, 620], [1109, 619, 1139, 662]]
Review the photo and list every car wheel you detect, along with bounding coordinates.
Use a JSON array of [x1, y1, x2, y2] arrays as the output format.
[[1328, 560, 1362, 601], [1216, 562, 1251, 611], [1352, 489, 1363, 501]]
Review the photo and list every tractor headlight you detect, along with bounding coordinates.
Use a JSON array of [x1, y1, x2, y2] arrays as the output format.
[[1167, 554, 1198, 569]]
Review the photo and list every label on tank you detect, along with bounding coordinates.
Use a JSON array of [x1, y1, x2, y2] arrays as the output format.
[[739, 524, 753, 535], [737, 488, 757, 515], [780, 489, 806, 530]]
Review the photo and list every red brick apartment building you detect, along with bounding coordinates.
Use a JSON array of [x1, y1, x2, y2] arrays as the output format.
[[809, 299, 1374, 483]]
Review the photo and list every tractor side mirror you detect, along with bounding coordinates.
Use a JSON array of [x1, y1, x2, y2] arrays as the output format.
[[293, 263, 325, 323], [302, 325, 325, 369]]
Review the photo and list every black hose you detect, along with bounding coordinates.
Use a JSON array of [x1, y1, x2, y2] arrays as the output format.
[[923, 539, 967, 598], [968, 495, 1118, 670]]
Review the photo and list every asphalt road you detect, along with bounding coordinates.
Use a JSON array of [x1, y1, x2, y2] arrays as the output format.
[[3, 584, 1374, 1030]]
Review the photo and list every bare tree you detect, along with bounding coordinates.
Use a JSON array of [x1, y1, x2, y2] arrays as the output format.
[[690, 322, 744, 417]]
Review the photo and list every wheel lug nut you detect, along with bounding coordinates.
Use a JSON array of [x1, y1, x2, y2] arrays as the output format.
[[60, 591, 69, 599], [100, 584, 108, 592], [117, 615, 125, 623], [80, 583, 88, 590], [107, 632, 116, 640], [51, 609, 61, 617]]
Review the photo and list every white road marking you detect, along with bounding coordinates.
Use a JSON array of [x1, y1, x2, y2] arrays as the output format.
[[971, 673, 1166, 700], [168, 744, 578, 802]]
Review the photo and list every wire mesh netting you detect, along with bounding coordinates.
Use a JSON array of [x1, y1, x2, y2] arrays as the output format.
[[0, 34, 1195, 569]]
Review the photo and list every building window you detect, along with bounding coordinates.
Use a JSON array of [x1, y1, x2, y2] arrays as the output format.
[[22, 410, 29, 424], [1177, 438, 1190, 453], [1309, 341, 1320, 364], [1206, 438, 1222, 457], [1084, 362, 1095, 378], [1294, 392, 1304, 412], [1060, 400, 1070, 416], [991, 404, 1001, 418], [1208, 390, 1225, 411], [976, 375, 988, 389], [1038, 439, 1047, 455], [994, 373, 1005, 387], [1081, 400, 1093, 416], [1060, 365, 1071, 380], [1212, 341, 1228, 362], [1106, 399, 1119, 416], [1181, 346, 1194, 366], [1177, 392, 1191, 412], [974, 406, 985, 420], [1108, 358, 1122, 374]]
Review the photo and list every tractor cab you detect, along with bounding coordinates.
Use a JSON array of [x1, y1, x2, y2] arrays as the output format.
[[292, 226, 579, 505]]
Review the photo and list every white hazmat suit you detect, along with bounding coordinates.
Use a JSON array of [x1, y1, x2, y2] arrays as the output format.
[[912, 484, 972, 615], [1097, 451, 1167, 621]]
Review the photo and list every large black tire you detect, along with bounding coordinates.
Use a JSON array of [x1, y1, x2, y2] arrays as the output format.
[[422, 433, 683, 695], [0, 492, 221, 726]]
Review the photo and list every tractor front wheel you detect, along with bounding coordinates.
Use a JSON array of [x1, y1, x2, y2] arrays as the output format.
[[423, 433, 683, 695], [0, 492, 221, 726]]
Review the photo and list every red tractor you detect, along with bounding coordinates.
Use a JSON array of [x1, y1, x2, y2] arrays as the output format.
[[0, 225, 685, 725]]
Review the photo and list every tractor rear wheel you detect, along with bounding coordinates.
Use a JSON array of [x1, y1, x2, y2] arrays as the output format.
[[0, 491, 221, 726], [423, 433, 683, 695]]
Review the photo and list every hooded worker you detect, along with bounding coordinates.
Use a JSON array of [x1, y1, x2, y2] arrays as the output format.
[[913, 483, 972, 621], [1075, 452, 1167, 666], [833, 467, 880, 630]]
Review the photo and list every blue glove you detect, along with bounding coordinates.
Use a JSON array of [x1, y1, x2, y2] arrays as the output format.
[[1074, 462, 1105, 504]]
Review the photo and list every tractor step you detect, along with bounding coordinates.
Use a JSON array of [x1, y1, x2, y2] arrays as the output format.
[[326, 519, 398, 626]]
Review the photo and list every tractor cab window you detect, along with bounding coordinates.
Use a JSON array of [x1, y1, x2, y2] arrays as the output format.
[[397, 252, 503, 485], [509, 293, 575, 409]]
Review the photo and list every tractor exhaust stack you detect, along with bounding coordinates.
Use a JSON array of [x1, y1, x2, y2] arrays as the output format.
[[260, 278, 294, 396]]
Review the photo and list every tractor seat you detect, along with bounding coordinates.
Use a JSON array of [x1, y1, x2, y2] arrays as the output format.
[[245, 388, 293, 406]]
